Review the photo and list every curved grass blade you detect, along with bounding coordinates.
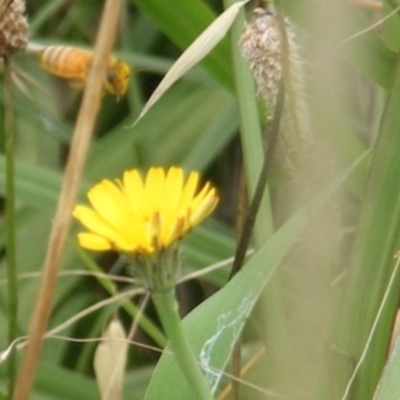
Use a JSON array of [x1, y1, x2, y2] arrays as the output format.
[[374, 321, 400, 400], [134, 0, 249, 124], [335, 32, 400, 399], [144, 151, 369, 399]]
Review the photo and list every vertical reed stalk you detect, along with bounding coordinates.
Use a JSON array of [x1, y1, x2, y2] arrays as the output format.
[[13, 0, 123, 398], [222, 0, 274, 244], [222, 1, 282, 397], [3, 55, 17, 400]]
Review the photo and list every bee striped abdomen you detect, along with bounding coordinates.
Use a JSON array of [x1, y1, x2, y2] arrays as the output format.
[[38, 46, 92, 78], [37, 45, 131, 98]]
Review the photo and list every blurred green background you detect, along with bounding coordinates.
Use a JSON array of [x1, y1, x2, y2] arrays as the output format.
[[2, 0, 400, 399]]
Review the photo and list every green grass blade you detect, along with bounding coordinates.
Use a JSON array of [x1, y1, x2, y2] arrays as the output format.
[[133, 0, 233, 90], [143, 152, 367, 399], [374, 330, 400, 400], [145, 208, 307, 399], [335, 44, 400, 399], [341, 21, 396, 89]]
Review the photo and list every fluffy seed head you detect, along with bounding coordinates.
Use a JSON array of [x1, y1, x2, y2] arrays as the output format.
[[240, 8, 311, 169], [0, 0, 28, 56], [239, 8, 282, 111]]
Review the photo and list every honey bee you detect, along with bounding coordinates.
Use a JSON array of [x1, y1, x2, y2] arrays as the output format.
[[37, 46, 131, 99]]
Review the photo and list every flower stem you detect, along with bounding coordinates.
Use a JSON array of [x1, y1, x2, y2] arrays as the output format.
[[152, 290, 213, 400]]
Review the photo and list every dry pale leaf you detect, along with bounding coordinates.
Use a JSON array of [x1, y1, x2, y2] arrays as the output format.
[[94, 317, 128, 400], [134, 0, 249, 124]]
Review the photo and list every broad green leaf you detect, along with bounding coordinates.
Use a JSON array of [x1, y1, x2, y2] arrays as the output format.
[[145, 207, 307, 399], [133, 0, 233, 90], [283, 3, 396, 89], [343, 29, 396, 89], [135, 1, 248, 122], [374, 328, 400, 400], [0, 362, 98, 400], [144, 151, 368, 399], [335, 34, 400, 399], [85, 82, 235, 181], [0, 156, 84, 211], [340, 8, 396, 89], [181, 97, 237, 171], [182, 219, 235, 286]]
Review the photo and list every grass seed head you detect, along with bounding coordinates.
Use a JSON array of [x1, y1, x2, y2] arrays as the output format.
[[0, 0, 28, 56]]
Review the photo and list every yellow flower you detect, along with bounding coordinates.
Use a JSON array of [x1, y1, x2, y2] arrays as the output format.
[[73, 167, 219, 254]]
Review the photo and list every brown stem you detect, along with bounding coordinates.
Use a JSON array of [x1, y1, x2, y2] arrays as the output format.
[[13, 1, 123, 398]]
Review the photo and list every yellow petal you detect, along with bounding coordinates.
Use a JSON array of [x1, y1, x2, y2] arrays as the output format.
[[145, 168, 165, 212], [73, 206, 119, 240], [179, 172, 199, 210], [161, 215, 186, 247], [164, 167, 183, 212], [122, 169, 144, 214], [190, 182, 211, 210], [77, 232, 112, 250], [73, 206, 133, 251], [87, 180, 131, 229], [73, 167, 218, 256], [190, 188, 219, 227]]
